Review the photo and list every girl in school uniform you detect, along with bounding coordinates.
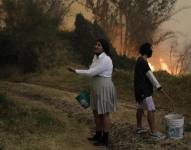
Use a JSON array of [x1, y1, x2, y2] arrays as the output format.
[[68, 39, 117, 147]]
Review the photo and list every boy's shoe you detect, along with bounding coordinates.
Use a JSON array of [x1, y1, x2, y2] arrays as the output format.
[[150, 132, 165, 140], [136, 128, 148, 134]]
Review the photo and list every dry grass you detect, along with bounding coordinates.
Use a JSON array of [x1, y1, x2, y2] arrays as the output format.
[[0, 68, 191, 150], [0, 86, 97, 150]]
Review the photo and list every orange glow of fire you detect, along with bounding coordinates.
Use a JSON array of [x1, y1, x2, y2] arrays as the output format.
[[148, 62, 155, 71], [159, 58, 171, 74], [149, 59, 173, 74]]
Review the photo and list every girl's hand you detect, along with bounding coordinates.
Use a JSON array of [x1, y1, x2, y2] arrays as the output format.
[[67, 67, 76, 73]]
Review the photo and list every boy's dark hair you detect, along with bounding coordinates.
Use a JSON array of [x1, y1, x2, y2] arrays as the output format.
[[139, 43, 152, 57]]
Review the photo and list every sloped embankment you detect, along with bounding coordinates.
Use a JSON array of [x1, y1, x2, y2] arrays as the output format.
[[0, 81, 191, 150], [0, 81, 102, 150]]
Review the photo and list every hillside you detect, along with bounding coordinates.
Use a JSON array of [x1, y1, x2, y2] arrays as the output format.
[[0, 68, 191, 150], [0, 1, 190, 149]]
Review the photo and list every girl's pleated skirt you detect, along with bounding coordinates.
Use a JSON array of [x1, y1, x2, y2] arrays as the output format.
[[90, 76, 117, 114]]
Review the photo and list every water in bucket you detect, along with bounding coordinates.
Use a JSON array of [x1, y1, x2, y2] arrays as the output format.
[[164, 113, 184, 139]]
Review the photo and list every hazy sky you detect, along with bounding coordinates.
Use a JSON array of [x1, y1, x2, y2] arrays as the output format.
[[65, 0, 191, 43], [64, 0, 191, 72], [165, 0, 191, 42], [150, 0, 191, 72], [63, 2, 92, 30]]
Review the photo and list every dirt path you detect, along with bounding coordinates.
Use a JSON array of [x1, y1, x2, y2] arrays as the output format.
[[1, 81, 191, 150], [0, 81, 106, 150]]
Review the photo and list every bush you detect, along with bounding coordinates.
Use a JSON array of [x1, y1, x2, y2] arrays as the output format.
[[72, 13, 136, 70], [0, 0, 61, 72]]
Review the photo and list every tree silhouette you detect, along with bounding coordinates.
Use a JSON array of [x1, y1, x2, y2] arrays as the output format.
[[80, 0, 178, 56]]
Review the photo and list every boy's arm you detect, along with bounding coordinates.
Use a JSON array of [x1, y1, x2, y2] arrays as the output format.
[[146, 70, 162, 90]]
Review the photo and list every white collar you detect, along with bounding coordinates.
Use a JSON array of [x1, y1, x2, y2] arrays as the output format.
[[96, 52, 106, 59], [141, 55, 148, 62]]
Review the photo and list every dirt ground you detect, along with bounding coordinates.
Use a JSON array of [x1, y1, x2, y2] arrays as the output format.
[[0, 81, 191, 150]]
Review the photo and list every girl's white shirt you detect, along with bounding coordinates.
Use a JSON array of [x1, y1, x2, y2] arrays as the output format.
[[75, 52, 113, 77]]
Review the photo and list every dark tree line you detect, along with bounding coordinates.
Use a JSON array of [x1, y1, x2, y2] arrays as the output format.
[[73, 13, 135, 70], [0, 0, 135, 73], [0, 0, 179, 73], [0, 0, 74, 72]]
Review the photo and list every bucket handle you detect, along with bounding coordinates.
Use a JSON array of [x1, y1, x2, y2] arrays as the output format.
[[161, 89, 175, 112]]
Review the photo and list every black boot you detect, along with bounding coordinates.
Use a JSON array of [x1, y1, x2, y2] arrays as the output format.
[[93, 132, 109, 147], [88, 131, 102, 141]]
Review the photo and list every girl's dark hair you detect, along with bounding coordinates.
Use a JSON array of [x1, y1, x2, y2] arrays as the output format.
[[97, 39, 111, 57], [139, 42, 152, 57]]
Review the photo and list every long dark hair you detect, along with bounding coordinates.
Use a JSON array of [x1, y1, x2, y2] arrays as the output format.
[[96, 39, 111, 58]]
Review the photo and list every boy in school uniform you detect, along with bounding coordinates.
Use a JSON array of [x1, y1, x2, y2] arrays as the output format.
[[134, 43, 165, 140]]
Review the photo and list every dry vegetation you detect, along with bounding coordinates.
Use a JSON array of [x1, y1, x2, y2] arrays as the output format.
[[0, 68, 191, 149]]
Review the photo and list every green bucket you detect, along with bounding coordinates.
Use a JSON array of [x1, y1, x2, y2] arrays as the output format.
[[75, 91, 90, 109]]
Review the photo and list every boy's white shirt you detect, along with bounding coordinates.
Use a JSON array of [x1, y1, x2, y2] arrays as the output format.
[[146, 71, 161, 89], [143, 55, 161, 89]]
